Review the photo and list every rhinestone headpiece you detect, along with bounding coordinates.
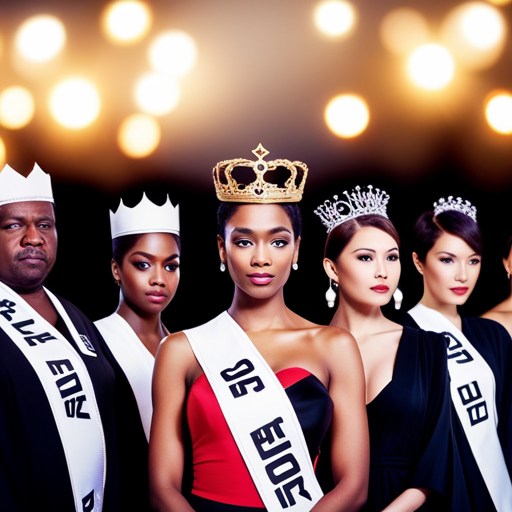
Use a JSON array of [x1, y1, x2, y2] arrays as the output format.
[[110, 193, 180, 239], [0, 163, 53, 207], [433, 196, 477, 223], [212, 144, 308, 203], [315, 185, 389, 233]]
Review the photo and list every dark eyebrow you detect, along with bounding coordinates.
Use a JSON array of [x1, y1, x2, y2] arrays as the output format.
[[269, 226, 292, 235], [436, 251, 456, 257], [352, 248, 376, 254], [2, 215, 54, 223], [130, 251, 180, 261], [164, 254, 180, 262], [231, 226, 292, 236]]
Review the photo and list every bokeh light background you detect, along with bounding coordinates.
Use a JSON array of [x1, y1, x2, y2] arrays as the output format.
[[0, 0, 511, 329]]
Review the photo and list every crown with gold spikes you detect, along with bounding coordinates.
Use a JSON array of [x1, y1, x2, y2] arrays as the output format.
[[212, 144, 308, 203], [315, 185, 390, 233], [110, 193, 180, 239], [0, 163, 54, 207], [433, 196, 477, 223]]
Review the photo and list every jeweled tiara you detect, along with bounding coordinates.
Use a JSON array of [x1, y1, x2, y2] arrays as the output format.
[[433, 196, 477, 223]]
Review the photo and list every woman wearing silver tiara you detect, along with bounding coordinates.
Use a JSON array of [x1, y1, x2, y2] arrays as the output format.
[[149, 145, 369, 512], [95, 194, 181, 441], [481, 235, 512, 336], [402, 197, 512, 512], [316, 186, 459, 512]]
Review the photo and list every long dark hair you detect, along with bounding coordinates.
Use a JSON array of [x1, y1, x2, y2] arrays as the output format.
[[412, 210, 483, 262]]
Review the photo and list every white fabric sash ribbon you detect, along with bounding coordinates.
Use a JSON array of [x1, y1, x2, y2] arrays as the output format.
[[0, 282, 106, 512], [95, 313, 155, 441], [408, 303, 512, 512], [184, 311, 323, 512]]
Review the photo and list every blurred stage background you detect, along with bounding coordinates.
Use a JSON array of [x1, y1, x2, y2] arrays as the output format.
[[0, 0, 511, 330]]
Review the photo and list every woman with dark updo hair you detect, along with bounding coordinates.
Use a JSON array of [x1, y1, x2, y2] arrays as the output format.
[[403, 197, 512, 512], [482, 235, 512, 336], [316, 186, 457, 512], [149, 146, 369, 512], [95, 194, 181, 441]]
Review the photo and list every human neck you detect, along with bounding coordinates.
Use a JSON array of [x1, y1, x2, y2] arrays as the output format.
[[330, 298, 390, 341], [418, 295, 461, 329], [228, 288, 290, 332]]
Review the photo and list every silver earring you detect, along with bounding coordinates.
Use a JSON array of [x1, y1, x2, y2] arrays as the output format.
[[292, 262, 298, 271], [508, 272, 510, 280], [220, 262, 226, 272], [325, 280, 337, 308], [393, 287, 403, 310]]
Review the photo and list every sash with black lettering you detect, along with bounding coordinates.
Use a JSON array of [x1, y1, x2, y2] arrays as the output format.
[[184, 311, 323, 511], [95, 313, 155, 441], [409, 303, 512, 512], [0, 282, 106, 512]]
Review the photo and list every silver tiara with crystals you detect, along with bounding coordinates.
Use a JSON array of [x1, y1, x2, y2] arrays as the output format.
[[315, 185, 389, 233], [433, 196, 477, 223]]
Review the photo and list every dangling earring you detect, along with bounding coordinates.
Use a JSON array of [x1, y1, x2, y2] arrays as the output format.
[[507, 272, 510, 280], [325, 280, 337, 308], [220, 262, 226, 272], [115, 279, 121, 287], [393, 287, 403, 310], [292, 262, 298, 271]]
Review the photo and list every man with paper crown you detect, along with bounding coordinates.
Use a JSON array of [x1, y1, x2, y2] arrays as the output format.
[[0, 164, 150, 511]]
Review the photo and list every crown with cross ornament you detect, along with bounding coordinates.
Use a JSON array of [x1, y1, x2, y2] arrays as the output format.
[[212, 144, 308, 203], [315, 185, 389, 233]]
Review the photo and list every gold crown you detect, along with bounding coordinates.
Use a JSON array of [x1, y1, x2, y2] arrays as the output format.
[[213, 144, 308, 203]]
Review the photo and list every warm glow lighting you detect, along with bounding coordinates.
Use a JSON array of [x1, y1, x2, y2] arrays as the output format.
[[488, 0, 511, 5], [0, 137, 6, 168], [485, 92, 512, 134], [134, 72, 180, 116], [0, 87, 35, 129], [15, 15, 66, 62], [101, 1, 151, 44], [380, 8, 429, 56], [148, 31, 197, 77], [407, 44, 454, 91], [325, 94, 369, 138], [49, 78, 101, 129], [314, 1, 356, 37], [118, 114, 161, 158], [441, 3, 506, 69]]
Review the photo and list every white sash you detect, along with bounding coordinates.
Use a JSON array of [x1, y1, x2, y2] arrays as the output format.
[[0, 282, 106, 512], [184, 311, 324, 512], [95, 313, 155, 441], [409, 303, 512, 512]]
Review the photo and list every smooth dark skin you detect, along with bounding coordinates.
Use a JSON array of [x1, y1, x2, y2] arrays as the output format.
[[0, 201, 58, 326]]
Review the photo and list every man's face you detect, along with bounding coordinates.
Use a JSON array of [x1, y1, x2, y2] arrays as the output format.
[[0, 201, 57, 293]]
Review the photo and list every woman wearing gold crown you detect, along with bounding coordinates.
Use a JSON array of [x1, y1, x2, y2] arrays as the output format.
[[315, 186, 462, 511], [149, 146, 369, 512], [95, 194, 181, 442], [401, 197, 512, 512]]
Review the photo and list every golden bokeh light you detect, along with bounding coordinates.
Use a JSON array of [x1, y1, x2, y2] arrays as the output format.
[[15, 15, 66, 63], [441, 2, 506, 70], [485, 92, 512, 134], [0, 87, 35, 129], [380, 8, 430, 56], [148, 30, 197, 77], [49, 78, 101, 129], [407, 44, 454, 91], [325, 94, 369, 138], [0, 137, 6, 168], [118, 114, 161, 158], [134, 72, 180, 116], [101, 1, 152, 45], [314, 0, 357, 38], [487, 0, 511, 5]]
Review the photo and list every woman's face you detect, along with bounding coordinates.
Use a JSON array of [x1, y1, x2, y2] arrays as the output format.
[[218, 204, 299, 300], [327, 226, 400, 308], [113, 233, 180, 316], [414, 231, 481, 308]]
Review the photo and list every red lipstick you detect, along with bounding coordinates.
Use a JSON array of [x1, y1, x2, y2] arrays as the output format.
[[371, 285, 389, 293]]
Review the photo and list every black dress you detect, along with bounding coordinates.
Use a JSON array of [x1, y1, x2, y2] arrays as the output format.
[[403, 314, 512, 512], [0, 295, 150, 511], [363, 326, 458, 511]]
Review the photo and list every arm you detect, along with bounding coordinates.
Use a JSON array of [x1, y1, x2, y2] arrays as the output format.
[[381, 488, 429, 512], [148, 332, 196, 512], [312, 328, 369, 512]]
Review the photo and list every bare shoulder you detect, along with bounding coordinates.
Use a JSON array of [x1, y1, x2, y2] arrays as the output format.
[[154, 331, 198, 382]]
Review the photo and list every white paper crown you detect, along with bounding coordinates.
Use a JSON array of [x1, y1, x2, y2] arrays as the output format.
[[0, 163, 54, 207], [315, 185, 389, 233], [433, 196, 477, 223], [110, 193, 180, 239]]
